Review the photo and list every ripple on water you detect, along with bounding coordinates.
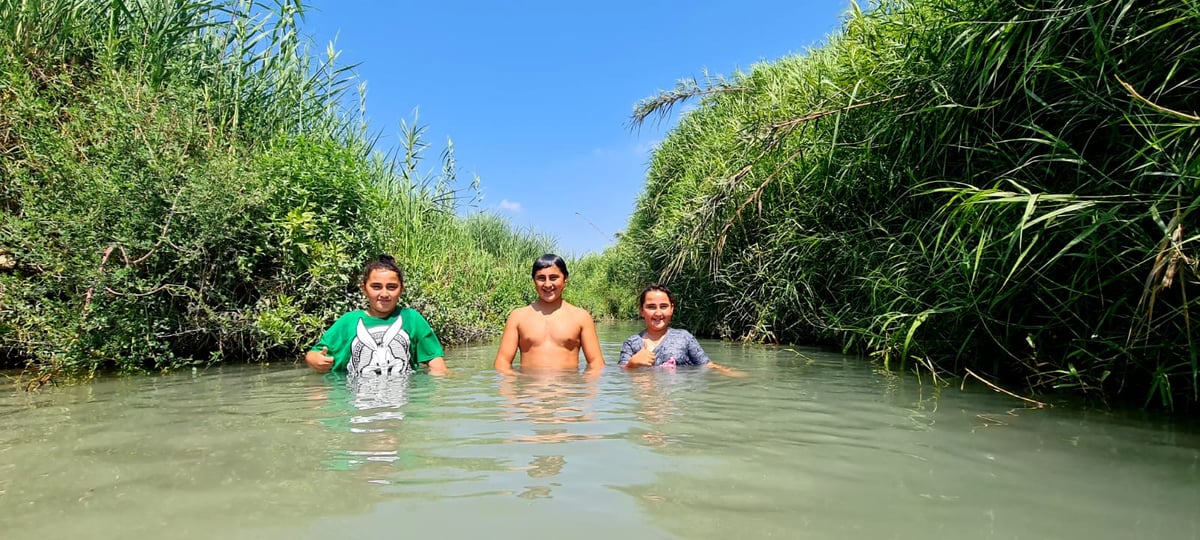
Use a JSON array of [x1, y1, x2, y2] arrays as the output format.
[[2, 338, 1200, 539]]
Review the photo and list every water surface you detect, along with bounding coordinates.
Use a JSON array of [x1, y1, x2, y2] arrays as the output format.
[[2, 322, 1198, 539]]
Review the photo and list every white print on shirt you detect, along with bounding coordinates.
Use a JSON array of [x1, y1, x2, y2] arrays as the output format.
[[349, 317, 412, 377]]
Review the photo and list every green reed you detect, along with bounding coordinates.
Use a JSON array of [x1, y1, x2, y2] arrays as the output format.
[[0, 0, 552, 378], [619, 0, 1200, 409]]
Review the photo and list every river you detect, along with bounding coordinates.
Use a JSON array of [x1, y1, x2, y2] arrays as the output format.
[[1, 322, 1197, 539]]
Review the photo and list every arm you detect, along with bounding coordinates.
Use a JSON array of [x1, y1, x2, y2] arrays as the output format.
[[579, 311, 605, 371], [493, 310, 521, 375], [618, 337, 634, 366], [620, 336, 655, 369], [408, 309, 449, 375], [684, 331, 712, 366], [684, 331, 745, 376], [305, 346, 334, 373], [306, 313, 351, 373], [425, 357, 449, 376], [707, 361, 747, 377]]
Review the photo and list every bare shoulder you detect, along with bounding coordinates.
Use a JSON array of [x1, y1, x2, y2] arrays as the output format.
[[505, 305, 535, 324], [564, 302, 596, 323]]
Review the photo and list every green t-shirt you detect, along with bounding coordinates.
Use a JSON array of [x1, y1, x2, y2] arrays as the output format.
[[310, 308, 444, 374]]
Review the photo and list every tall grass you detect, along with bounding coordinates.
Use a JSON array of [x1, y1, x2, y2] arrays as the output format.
[[567, 240, 646, 320], [621, 0, 1200, 409], [0, 0, 552, 378]]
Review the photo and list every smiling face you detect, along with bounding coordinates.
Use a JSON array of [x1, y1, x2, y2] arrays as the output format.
[[639, 290, 674, 334], [361, 268, 403, 318], [532, 265, 567, 304]]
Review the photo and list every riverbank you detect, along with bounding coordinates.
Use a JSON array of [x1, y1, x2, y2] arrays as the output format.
[[0, 0, 555, 378], [614, 0, 1200, 410]]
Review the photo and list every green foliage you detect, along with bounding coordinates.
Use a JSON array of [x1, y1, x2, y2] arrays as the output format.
[[567, 240, 646, 320], [621, 0, 1200, 409], [0, 0, 551, 377], [399, 212, 556, 345]]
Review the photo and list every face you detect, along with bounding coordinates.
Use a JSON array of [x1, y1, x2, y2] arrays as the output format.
[[639, 290, 674, 333], [532, 266, 567, 303], [361, 269, 403, 317]]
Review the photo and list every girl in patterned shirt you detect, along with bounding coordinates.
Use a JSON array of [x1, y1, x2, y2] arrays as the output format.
[[618, 284, 740, 375]]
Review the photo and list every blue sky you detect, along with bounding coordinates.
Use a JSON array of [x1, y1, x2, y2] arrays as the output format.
[[300, 1, 853, 256]]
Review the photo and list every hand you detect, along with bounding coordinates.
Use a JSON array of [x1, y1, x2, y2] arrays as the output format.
[[627, 346, 655, 368], [584, 363, 605, 379], [305, 346, 334, 372], [496, 364, 522, 379], [709, 362, 747, 378]]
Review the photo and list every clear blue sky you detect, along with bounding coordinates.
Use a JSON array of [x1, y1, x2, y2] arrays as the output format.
[[300, 1, 853, 256]]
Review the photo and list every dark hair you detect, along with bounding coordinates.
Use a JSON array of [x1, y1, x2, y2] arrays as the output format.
[[531, 253, 568, 279], [638, 283, 675, 307], [362, 254, 404, 285]]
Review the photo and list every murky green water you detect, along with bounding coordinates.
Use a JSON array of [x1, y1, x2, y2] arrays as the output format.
[[2, 322, 1198, 539]]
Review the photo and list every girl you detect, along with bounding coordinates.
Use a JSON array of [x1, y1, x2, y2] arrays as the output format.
[[619, 284, 738, 374], [305, 255, 448, 376]]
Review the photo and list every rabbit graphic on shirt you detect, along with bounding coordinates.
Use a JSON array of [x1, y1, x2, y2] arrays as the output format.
[[350, 318, 410, 377]]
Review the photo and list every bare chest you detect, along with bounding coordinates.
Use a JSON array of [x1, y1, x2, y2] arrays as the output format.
[[518, 315, 582, 351]]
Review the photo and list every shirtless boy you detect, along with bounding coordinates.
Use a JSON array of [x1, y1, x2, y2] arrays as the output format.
[[493, 254, 605, 375]]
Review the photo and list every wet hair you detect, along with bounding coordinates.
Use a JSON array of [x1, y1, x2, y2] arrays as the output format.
[[638, 283, 676, 307], [531, 253, 569, 279], [361, 254, 404, 285]]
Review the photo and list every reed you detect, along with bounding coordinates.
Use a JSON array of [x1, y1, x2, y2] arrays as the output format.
[[621, 0, 1200, 408], [0, 0, 551, 377]]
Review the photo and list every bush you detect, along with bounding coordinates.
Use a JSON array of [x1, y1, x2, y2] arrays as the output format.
[[0, 0, 554, 378]]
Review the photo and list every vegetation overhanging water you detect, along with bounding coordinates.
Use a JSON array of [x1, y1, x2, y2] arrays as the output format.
[[2, 0, 1199, 413]]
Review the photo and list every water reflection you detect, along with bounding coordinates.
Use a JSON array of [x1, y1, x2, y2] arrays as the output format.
[[509, 454, 568, 499], [622, 367, 715, 448], [3, 328, 1200, 540], [0, 367, 396, 539], [345, 372, 412, 415], [613, 354, 1200, 540], [309, 372, 420, 480], [497, 370, 601, 443], [492, 370, 607, 499]]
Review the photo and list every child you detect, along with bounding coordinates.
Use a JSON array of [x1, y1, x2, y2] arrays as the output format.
[[305, 255, 448, 376], [493, 254, 605, 374], [619, 284, 739, 375]]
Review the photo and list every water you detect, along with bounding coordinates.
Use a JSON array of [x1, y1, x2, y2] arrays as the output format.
[[1, 322, 1198, 539]]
